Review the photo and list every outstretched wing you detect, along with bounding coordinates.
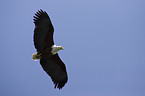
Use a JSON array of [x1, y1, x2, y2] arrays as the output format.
[[33, 9, 54, 52], [40, 54, 68, 89]]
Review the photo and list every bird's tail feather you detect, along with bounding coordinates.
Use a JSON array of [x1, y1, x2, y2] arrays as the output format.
[[32, 53, 41, 61]]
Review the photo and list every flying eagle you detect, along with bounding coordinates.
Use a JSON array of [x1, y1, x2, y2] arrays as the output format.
[[32, 9, 68, 89]]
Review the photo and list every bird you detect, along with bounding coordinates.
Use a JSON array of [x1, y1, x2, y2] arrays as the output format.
[[32, 9, 68, 89]]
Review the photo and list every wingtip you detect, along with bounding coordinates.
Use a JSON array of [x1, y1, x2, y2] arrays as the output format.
[[53, 80, 67, 90], [33, 9, 48, 24]]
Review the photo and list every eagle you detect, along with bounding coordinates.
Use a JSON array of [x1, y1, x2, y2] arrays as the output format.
[[32, 9, 68, 89]]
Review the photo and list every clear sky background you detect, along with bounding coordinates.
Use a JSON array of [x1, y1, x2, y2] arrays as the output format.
[[0, 0, 145, 96]]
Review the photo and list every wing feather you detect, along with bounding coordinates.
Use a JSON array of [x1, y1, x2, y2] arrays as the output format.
[[33, 9, 54, 52], [40, 54, 68, 89]]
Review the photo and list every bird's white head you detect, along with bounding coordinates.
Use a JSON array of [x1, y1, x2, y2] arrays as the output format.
[[51, 45, 63, 55]]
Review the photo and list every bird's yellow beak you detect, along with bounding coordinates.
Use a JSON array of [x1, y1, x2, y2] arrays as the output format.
[[61, 47, 64, 50]]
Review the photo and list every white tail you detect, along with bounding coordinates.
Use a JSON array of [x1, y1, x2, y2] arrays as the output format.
[[32, 53, 41, 61]]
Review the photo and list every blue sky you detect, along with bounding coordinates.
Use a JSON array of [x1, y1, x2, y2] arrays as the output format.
[[0, 0, 145, 96]]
